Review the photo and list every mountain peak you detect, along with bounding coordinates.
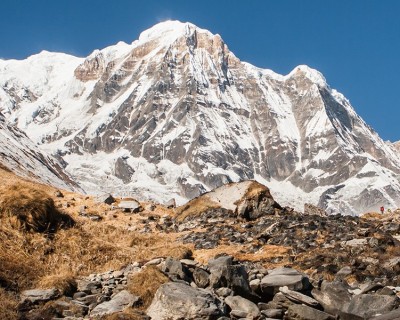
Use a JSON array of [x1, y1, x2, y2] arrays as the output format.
[[288, 65, 327, 87], [138, 20, 214, 44], [2, 21, 400, 215]]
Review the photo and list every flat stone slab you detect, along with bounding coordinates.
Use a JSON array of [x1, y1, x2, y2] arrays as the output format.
[[261, 268, 308, 293], [90, 290, 139, 316], [21, 288, 59, 304], [225, 295, 260, 319], [279, 286, 319, 307], [286, 304, 335, 320]]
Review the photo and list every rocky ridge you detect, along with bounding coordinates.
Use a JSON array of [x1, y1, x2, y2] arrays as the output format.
[[1, 21, 400, 214], [0, 111, 81, 191], [15, 181, 400, 319]]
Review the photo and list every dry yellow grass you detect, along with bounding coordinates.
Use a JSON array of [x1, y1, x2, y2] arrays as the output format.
[[175, 196, 220, 222], [237, 180, 271, 201], [0, 288, 18, 320], [361, 212, 385, 220], [130, 232, 192, 261], [0, 182, 75, 232], [193, 244, 290, 265], [127, 265, 169, 309]]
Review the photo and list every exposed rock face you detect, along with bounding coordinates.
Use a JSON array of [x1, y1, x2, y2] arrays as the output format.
[[177, 180, 281, 221], [0, 112, 81, 191], [114, 157, 135, 183], [146, 282, 222, 320], [90, 290, 139, 316], [2, 21, 400, 214]]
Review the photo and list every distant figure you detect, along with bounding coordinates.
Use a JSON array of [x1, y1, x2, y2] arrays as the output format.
[[380, 206, 385, 214]]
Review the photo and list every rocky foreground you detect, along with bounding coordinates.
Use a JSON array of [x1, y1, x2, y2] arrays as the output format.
[[15, 181, 400, 320]]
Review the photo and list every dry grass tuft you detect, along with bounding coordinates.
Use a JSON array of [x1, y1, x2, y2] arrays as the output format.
[[175, 196, 220, 222], [0, 183, 75, 233], [361, 212, 384, 220], [242, 181, 271, 199], [0, 288, 18, 320], [38, 269, 77, 296], [0, 217, 135, 293], [193, 244, 290, 265], [130, 233, 192, 261], [127, 266, 169, 309]]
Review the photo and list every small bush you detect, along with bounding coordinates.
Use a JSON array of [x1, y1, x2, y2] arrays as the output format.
[[0, 183, 74, 232], [127, 266, 169, 309]]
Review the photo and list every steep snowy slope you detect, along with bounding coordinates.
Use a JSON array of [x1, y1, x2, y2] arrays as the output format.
[[1, 21, 400, 214], [0, 111, 81, 191]]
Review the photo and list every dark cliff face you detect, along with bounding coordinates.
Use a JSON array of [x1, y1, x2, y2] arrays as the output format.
[[2, 21, 400, 214]]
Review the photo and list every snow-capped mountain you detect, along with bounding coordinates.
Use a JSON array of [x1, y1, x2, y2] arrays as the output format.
[[1, 20, 400, 214], [0, 111, 81, 191]]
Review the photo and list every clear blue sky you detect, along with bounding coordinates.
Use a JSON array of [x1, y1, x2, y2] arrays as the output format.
[[1, 0, 399, 141]]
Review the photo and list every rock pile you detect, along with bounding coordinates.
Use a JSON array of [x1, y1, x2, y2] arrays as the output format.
[[18, 263, 142, 319], [177, 208, 400, 285], [20, 255, 400, 319]]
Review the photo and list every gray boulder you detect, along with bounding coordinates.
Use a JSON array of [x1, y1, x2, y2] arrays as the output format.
[[261, 268, 309, 295], [342, 294, 400, 319], [146, 282, 223, 320], [165, 198, 176, 209], [285, 304, 335, 320], [371, 308, 400, 320], [118, 199, 142, 213], [90, 290, 139, 316], [279, 286, 319, 307], [208, 256, 252, 298], [162, 257, 188, 281], [311, 281, 351, 315], [261, 308, 283, 318], [20, 288, 60, 304], [193, 267, 210, 288], [225, 295, 260, 319]]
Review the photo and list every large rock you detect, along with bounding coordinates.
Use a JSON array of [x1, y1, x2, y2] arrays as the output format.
[[279, 286, 319, 307], [285, 304, 335, 320], [225, 296, 260, 319], [261, 268, 309, 295], [146, 282, 222, 320], [161, 257, 189, 281], [371, 308, 400, 320], [193, 267, 210, 288], [342, 294, 400, 319], [118, 199, 142, 213], [90, 290, 139, 316], [311, 281, 351, 315], [208, 256, 252, 298], [20, 288, 60, 304]]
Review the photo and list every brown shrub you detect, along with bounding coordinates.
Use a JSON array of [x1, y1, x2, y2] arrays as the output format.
[[127, 266, 169, 309], [0, 183, 74, 232]]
